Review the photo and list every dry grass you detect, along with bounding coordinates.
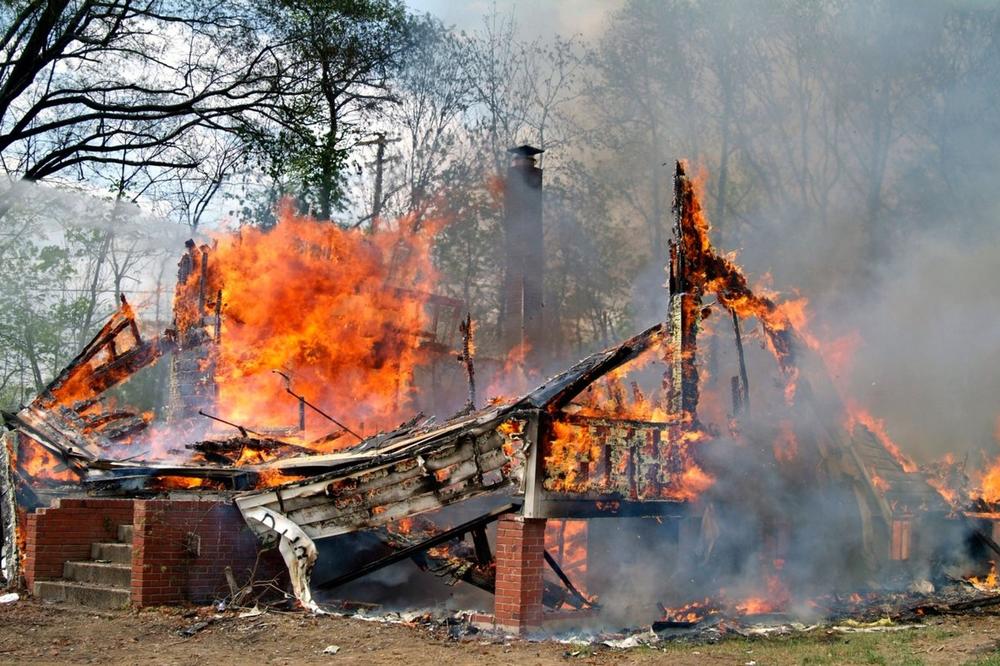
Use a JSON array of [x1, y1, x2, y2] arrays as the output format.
[[1, 599, 1000, 664]]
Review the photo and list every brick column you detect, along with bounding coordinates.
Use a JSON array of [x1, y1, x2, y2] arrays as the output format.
[[494, 514, 546, 633]]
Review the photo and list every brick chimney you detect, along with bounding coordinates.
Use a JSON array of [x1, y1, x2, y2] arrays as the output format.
[[502, 145, 545, 363]]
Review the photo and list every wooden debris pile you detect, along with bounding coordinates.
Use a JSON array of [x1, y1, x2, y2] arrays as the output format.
[[1, 296, 171, 493]]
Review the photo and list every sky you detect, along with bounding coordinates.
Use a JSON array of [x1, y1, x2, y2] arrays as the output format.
[[405, 0, 621, 40]]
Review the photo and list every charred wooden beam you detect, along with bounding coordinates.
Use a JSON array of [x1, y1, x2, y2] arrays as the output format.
[[666, 162, 704, 419], [272, 371, 362, 440], [3, 408, 97, 468], [80, 410, 149, 442], [75, 339, 168, 399], [544, 550, 597, 609], [186, 435, 313, 466], [43, 300, 136, 397], [40, 296, 167, 408], [730, 376, 743, 416], [963, 514, 1000, 560], [82, 461, 258, 492], [731, 308, 749, 416], [471, 525, 492, 566], [348, 413, 429, 453], [414, 549, 496, 593], [197, 410, 256, 438], [458, 313, 476, 411], [87, 460, 253, 476], [560, 413, 674, 429], [520, 498, 688, 519]]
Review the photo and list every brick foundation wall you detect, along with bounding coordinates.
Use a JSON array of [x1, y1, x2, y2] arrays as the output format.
[[131, 499, 277, 606], [494, 514, 546, 633], [23, 498, 134, 591]]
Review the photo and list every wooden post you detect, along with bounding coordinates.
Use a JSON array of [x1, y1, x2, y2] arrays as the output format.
[[0, 432, 20, 588], [731, 308, 749, 415], [522, 410, 546, 518]]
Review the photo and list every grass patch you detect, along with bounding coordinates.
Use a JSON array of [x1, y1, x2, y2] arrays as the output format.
[[653, 629, 930, 665], [967, 643, 1000, 665]]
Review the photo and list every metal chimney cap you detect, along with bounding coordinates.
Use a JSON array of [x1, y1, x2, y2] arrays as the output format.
[[507, 145, 544, 157]]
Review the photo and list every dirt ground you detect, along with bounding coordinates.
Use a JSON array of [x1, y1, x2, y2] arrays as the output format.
[[1, 599, 1000, 665]]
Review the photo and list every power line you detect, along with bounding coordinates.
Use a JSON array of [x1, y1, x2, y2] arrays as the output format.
[[16, 288, 168, 295]]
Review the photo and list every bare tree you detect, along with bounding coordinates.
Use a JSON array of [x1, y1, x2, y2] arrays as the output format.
[[0, 0, 283, 188], [379, 16, 471, 224]]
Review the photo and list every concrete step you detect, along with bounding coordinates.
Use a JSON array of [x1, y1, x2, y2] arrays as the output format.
[[34, 581, 130, 610], [63, 561, 131, 588], [90, 542, 132, 564], [117, 524, 133, 543]]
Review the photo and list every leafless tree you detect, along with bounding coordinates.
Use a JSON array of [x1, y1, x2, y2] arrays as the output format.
[[0, 0, 284, 188]]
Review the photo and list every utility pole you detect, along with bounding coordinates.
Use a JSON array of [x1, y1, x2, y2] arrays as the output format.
[[358, 133, 400, 232], [372, 133, 386, 229]]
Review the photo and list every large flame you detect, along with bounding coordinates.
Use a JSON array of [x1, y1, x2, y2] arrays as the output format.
[[16, 436, 78, 484], [203, 204, 440, 441]]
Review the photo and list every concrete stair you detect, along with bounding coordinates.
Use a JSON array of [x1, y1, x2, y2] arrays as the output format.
[[63, 561, 131, 587], [33, 524, 133, 610], [90, 542, 132, 564]]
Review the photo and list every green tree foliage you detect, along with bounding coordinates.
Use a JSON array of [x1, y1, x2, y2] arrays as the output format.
[[0, 182, 179, 411], [244, 0, 411, 220]]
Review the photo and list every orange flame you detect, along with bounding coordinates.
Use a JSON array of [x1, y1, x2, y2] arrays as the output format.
[[15, 437, 77, 484], [545, 519, 588, 598], [979, 457, 1000, 504], [773, 420, 798, 463], [969, 562, 999, 591], [661, 598, 714, 623], [154, 476, 208, 490], [869, 471, 891, 495], [845, 402, 918, 473], [486, 341, 534, 403], [200, 204, 441, 441], [731, 574, 790, 616]]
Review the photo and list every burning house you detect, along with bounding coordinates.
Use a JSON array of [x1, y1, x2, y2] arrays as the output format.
[[2, 157, 999, 635]]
